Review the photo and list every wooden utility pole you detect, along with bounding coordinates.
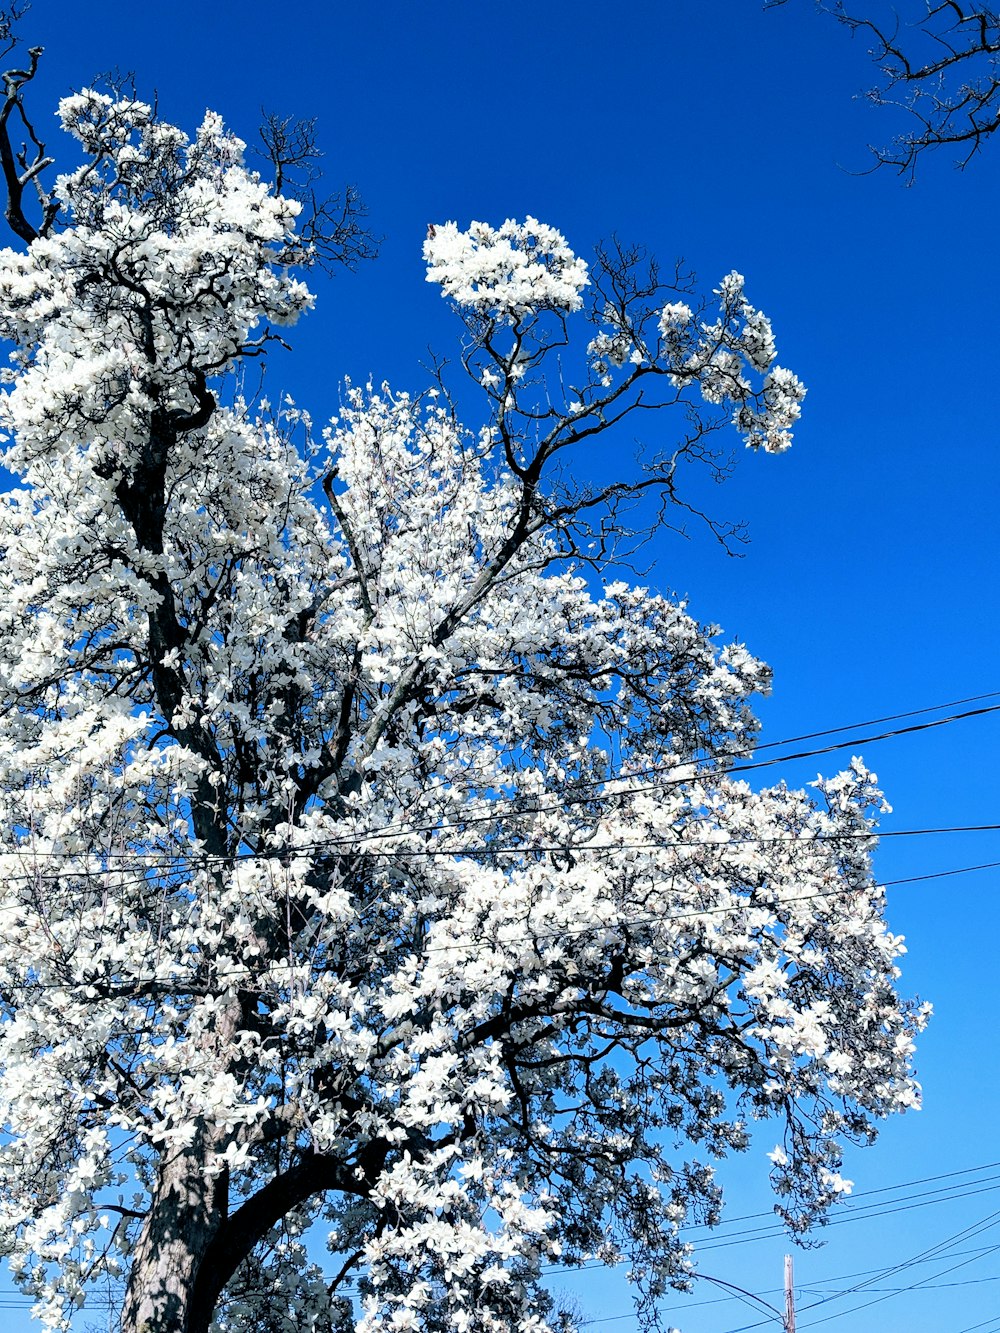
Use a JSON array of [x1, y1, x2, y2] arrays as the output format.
[[784, 1254, 796, 1333]]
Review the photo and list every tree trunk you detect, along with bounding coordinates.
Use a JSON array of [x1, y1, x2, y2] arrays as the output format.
[[120, 1125, 224, 1333], [121, 991, 241, 1333]]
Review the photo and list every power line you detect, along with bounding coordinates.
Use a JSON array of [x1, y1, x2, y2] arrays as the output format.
[[242, 822, 1000, 859], [803, 1271, 1000, 1296], [797, 1240, 1000, 1329], [0, 841, 996, 995], [0, 692, 995, 1315], [955, 1314, 1000, 1333], [699, 1182, 1000, 1254], [5, 1169, 1000, 1318], [4, 821, 1000, 892], [577, 1264, 1000, 1332], [805, 1215, 1000, 1311], [726, 1208, 1000, 1331], [241, 697, 1000, 855], [687, 1159, 1000, 1234], [4, 689, 999, 870], [750, 690, 1000, 750]]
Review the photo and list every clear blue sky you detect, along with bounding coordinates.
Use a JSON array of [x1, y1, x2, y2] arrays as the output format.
[[3, 2, 999, 1330]]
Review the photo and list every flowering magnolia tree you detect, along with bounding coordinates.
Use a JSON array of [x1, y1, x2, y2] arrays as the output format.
[[0, 32, 926, 1333]]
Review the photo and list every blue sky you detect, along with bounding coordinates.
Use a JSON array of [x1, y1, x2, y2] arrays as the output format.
[[3, 2, 1000, 1329]]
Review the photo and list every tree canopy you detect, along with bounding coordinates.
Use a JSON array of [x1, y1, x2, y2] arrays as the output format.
[[0, 29, 924, 1333]]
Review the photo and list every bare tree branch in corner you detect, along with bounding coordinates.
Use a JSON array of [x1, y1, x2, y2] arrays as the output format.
[[0, 5, 60, 242], [768, 1, 1000, 175]]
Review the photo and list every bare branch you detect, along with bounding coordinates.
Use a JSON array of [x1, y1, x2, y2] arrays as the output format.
[[0, 0, 26, 61], [770, 0, 1000, 174], [0, 34, 59, 242], [259, 109, 380, 271]]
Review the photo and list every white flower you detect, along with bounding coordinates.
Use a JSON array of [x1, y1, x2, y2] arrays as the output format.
[[424, 216, 588, 318]]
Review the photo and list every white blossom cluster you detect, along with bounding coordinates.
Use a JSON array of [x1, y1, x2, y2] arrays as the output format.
[[430, 221, 805, 455], [658, 272, 806, 453], [0, 92, 924, 1333], [423, 217, 589, 318], [0, 89, 311, 479]]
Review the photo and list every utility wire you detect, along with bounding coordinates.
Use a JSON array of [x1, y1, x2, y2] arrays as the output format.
[[5, 690, 999, 870], [0, 694, 996, 1312], [687, 1159, 1000, 1233], [802, 1217, 1000, 1313], [691, 1174, 1000, 1243], [699, 1182, 1000, 1254], [577, 1263, 1000, 1331], [803, 1271, 1000, 1296], [209, 697, 1000, 856], [5, 1170, 1000, 1316], [726, 1208, 1000, 1331], [749, 690, 1000, 749], [4, 821, 1000, 890], [797, 1240, 1000, 1328], [955, 1314, 1000, 1333]]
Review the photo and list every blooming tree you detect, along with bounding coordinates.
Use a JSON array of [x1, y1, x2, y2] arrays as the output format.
[[0, 31, 926, 1333]]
